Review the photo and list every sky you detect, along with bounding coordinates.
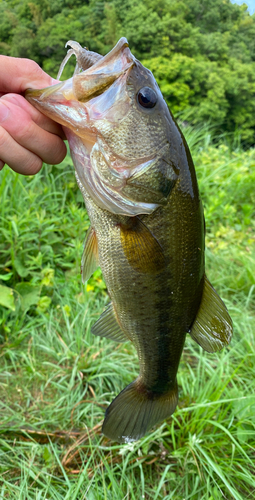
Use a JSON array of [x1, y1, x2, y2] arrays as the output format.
[[230, 0, 255, 14]]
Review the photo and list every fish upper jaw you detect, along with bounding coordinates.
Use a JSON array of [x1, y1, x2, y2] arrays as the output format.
[[71, 37, 135, 103]]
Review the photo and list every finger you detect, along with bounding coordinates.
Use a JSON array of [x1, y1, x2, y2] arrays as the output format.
[[0, 160, 5, 170], [0, 126, 43, 175], [1, 93, 66, 139], [0, 56, 58, 94], [0, 99, 66, 166]]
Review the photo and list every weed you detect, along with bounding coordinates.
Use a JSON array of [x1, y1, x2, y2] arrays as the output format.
[[0, 131, 254, 499]]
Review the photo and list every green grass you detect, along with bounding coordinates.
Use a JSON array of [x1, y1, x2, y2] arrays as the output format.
[[0, 134, 254, 499]]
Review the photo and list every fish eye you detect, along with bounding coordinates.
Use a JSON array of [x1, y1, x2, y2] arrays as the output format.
[[137, 87, 157, 109]]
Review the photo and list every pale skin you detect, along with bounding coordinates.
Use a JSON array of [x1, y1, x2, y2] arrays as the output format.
[[0, 55, 66, 174]]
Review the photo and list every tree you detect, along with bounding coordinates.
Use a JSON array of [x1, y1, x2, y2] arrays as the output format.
[[1, 0, 254, 143]]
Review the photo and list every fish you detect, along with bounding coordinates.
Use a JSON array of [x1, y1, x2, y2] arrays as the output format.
[[25, 38, 232, 443]]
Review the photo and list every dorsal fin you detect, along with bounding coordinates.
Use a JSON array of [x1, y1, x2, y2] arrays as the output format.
[[190, 276, 232, 353], [81, 227, 99, 283]]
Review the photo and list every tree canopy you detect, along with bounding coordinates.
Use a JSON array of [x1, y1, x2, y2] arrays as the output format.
[[1, 0, 255, 144]]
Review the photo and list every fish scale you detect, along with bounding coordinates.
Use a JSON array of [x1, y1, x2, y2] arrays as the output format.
[[26, 37, 232, 443]]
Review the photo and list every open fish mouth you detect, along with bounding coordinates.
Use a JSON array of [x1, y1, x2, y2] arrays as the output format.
[[25, 37, 135, 131], [25, 38, 162, 216]]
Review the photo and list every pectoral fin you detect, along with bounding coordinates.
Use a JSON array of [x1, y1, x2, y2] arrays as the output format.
[[120, 217, 165, 274], [91, 302, 130, 342], [190, 276, 232, 353], [81, 227, 99, 283]]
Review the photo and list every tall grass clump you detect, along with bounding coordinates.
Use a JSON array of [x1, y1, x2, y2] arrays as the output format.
[[0, 129, 254, 499]]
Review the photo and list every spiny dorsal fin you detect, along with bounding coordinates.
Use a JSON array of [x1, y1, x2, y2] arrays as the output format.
[[91, 302, 130, 342], [81, 227, 99, 283], [120, 217, 165, 274], [190, 276, 232, 353]]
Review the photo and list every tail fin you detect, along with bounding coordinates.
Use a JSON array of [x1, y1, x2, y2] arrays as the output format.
[[102, 379, 178, 443]]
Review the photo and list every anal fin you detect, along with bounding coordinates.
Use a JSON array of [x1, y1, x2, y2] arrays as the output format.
[[81, 227, 99, 283], [91, 302, 129, 342], [190, 275, 232, 353]]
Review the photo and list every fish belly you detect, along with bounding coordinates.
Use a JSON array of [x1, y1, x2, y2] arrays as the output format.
[[86, 186, 204, 379]]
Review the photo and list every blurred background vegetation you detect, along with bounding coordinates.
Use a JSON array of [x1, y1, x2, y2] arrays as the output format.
[[0, 0, 255, 145]]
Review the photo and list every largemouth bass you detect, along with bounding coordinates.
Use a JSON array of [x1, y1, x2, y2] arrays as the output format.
[[26, 38, 232, 443]]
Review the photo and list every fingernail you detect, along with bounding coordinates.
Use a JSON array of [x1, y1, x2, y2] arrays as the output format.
[[0, 103, 10, 122]]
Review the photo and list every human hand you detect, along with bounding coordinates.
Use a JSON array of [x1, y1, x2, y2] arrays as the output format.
[[0, 56, 66, 175]]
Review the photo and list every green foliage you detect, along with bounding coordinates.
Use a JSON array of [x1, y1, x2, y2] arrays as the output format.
[[0, 284, 15, 310], [0, 131, 254, 498], [0, 0, 255, 143], [0, 154, 91, 327], [142, 52, 255, 143]]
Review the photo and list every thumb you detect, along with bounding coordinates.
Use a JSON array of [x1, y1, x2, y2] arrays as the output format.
[[0, 56, 57, 94]]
